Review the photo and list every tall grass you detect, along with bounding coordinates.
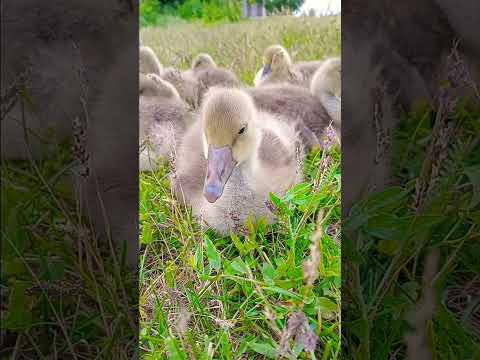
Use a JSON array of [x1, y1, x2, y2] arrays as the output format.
[[140, 0, 242, 26], [1, 140, 137, 358], [139, 16, 341, 359], [141, 15, 340, 84], [342, 57, 480, 358]]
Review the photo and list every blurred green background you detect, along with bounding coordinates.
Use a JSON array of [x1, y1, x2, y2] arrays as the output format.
[[140, 0, 308, 26]]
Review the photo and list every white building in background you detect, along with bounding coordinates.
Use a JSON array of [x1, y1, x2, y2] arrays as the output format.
[[242, 0, 267, 19], [241, 0, 341, 19], [296, 0, 341, 16]]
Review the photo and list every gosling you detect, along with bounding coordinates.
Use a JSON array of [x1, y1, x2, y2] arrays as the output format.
[[189, 53, 241, 102], [172, 87, 304, 234], [191, 53, 217, 71], [139, 45, 163, 76], [254, 45, 322, 88], [163, 53, 241, 109], [310, 57, 341, 137], [140, 74, 193, 171], [249, 83, 333, 150]]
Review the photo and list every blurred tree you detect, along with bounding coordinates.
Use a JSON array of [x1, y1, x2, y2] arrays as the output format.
[[141, 0, 244, 25], [150, 0, 185, 5], [140, 0, 186, 8], [140, 0, 162, 25], [140, 0, 307, 13], [263, 0, 305, 13]]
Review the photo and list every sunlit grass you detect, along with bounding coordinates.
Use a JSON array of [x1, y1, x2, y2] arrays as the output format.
[[139, 15, 341, 359], [1, 141, 137, 358], [141, 15, 340, 84], [342, 101, 480, 358]]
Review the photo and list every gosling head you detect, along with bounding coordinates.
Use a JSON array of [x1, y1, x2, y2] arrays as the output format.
[[323, 57, 341, 95], [201, 88, 257, 203], [313, 57, 341, 98], [192, 53, 216, 71], [139, 73, 180, 99], [139, 46, 163, 76], [261, 45, 292, 77]]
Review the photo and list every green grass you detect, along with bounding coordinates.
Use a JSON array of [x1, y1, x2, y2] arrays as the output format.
[[140, 0, 242, 27], [140, 15, 340, 84], [140, 149, 341, 359], [139, 16, 341, 359], [1, 140, 137, 358], [343, 99, 480, 358]]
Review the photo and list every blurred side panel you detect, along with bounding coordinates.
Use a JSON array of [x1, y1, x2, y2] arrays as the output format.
[[342, 0, 480, 358], [1, 0, 139, 358]]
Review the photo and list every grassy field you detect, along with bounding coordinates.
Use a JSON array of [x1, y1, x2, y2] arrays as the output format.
[[1, 143, 137, 358], [140, 16, 340, 84], [342, 72, 480, 359], [139, 16, 342, 359]]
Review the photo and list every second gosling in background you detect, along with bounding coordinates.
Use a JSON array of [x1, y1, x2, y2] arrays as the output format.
[[254, 44, 323, 88], [139, 74, 194, 172], [139, 45, 163, 76], [310, 57, 341, 137]]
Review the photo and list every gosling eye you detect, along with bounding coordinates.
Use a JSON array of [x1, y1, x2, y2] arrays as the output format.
[[238, 126, 246, 135]]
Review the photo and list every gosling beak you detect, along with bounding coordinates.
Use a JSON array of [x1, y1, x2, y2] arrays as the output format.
[[261, 64, 272, 77], [203, 145, 236, 203]]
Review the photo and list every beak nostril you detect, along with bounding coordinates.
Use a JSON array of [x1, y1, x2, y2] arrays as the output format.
[[204, 183, 222, 203], [204, 145, 235, 203]]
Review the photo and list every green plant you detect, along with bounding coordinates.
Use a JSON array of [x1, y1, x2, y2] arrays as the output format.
[[264, 0, 306, 13], [1, 140, 137, 358], [139, 16, 341, 358], [177, 0, 204, 20], [177, 0, 241, 24], [140, 15, 340, 84], [140, 147, 341, 359], [202, 0, 241, 24], [343, 98, 480, 358], [140, 0, 163, 26]]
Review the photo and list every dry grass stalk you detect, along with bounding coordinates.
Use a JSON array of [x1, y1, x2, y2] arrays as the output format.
[[303, 211, 323, 286], [415, 40, 470, 212], [404, 249, 440, 360], [279, 311, 319, 354]]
